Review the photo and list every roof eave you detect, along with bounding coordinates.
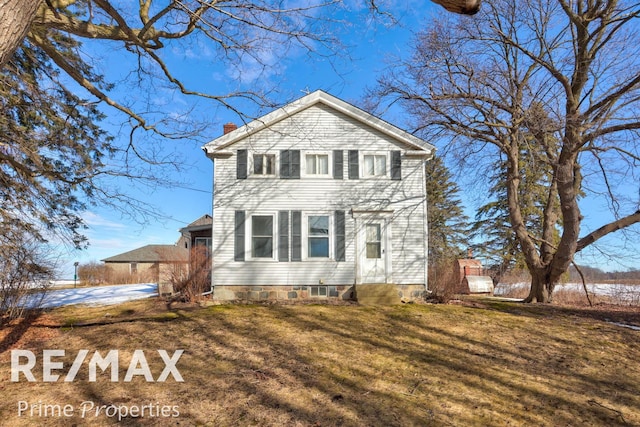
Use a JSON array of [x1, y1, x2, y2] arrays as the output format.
[[201, 90, 435, 155]]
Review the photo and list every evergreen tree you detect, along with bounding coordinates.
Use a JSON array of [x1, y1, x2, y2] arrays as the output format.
[[426, 155, 469, 266], [0, 36, 112, 247]]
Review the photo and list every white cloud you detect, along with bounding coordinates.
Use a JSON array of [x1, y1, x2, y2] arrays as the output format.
[[82, 211, 127, 230]]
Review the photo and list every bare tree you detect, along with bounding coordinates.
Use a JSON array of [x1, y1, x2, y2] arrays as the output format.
[[0, 1, 486, 71], [0, 229, 55, 324], [372, 0, 640, 302]]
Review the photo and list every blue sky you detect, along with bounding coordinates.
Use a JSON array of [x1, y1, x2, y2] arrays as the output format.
[[55, 1, 639, 278]]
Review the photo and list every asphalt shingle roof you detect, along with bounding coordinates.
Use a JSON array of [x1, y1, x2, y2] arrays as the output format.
[[101, 244, 188, 263]]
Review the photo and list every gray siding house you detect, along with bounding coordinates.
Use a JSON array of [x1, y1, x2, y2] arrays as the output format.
[[203, 90, 434, 301]]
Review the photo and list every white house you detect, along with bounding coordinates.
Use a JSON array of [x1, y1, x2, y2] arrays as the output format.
[[202, 90, 435, 301]]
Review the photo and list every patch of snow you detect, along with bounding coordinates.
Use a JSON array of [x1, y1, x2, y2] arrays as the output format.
[[606, 322, 640, 331], [495, 282, 640, 303], [22, 283, 158, 308]]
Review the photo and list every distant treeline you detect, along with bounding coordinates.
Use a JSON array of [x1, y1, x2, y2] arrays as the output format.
[[568, 265, 640, 284]]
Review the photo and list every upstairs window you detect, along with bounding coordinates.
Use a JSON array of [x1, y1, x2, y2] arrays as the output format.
[[253, 154, 276, 176], [363, 154, 387, 177], [305, 154, 329, 176]]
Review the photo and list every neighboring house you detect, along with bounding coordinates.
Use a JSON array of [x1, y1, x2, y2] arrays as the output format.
[[179, 214, 213, 277], [102, 244, 188, 283], [202, 90, 435, 301], [178, 214, 213, 255]]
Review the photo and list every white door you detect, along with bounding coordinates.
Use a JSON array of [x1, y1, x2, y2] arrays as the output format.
[[361, 220, 388, 283]]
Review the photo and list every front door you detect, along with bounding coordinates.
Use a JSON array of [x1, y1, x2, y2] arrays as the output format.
[[358, 218, 390, 284]]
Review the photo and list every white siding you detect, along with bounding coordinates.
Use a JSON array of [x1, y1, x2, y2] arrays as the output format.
[[211, 104, 428, 287]]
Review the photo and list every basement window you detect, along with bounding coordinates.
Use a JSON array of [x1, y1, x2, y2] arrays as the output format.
[[310, 286, 327, 297]]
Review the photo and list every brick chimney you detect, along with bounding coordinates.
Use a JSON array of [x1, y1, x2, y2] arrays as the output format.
[[223, 122, 237, 135]]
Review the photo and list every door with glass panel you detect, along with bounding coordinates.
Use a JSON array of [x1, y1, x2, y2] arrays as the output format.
[[361, 220, 387, 283]]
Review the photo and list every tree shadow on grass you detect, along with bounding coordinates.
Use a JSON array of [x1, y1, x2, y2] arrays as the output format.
[[2, 303, 638, 426], [0, 310, 44, 354], [466, 298, 640, 328]]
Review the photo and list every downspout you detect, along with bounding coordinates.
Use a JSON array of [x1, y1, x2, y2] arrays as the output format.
[[201, 150, 215, 296], [423, 151, 435, 293]]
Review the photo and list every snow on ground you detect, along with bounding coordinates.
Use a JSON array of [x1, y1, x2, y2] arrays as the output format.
[[24, 283, 158, 308], [495, 282, 640, 304]]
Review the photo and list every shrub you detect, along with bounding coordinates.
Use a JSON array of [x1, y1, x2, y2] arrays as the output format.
[[427, 259, 458, 303], [170, 246, 210, 303], [0, 234, 55, 325]]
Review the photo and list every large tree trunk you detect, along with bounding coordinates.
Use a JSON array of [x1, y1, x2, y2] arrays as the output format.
[[525, 268, 555, 303], [0, 0, 43, 68]]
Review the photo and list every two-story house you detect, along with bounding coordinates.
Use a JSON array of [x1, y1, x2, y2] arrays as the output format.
[[202, 90, 434, 301]]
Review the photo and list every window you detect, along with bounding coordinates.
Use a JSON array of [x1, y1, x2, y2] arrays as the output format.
[[363, 154, 387, 177], [194, 237, 212, 257], [308, 215, 329, 258], [305, 153, 329, 176], [310, 286, 327, 297], [252, 216, 274, 258], [366, 224, 382, 259], [253, 154, 275, 176], [130, 262, 138, 274]]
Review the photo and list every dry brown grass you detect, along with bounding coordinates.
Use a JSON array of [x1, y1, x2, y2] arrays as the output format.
[[1, 299, 639, 426]]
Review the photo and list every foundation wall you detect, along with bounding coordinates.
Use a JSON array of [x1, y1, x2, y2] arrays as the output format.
[[212, 284, 426, 302]]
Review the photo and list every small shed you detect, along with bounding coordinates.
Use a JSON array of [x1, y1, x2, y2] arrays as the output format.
[[454, 259, 494, 295]]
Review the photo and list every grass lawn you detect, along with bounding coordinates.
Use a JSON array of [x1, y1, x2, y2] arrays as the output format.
[[0, 299, 639, 426]]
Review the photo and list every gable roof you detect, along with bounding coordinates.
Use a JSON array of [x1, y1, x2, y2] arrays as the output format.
[[202, 90, 435, 155], [186, 214, 212, 227], [179, 214, 212, 234], [101, 244, 188, 263]]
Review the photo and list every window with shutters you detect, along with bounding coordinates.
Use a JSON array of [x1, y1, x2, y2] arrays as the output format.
[[308, 215, 329, 258], [253, 153, 276, 176], [251, 215, 275, 258], [304, 153, 330, 177], [363, 154, 387, 177]]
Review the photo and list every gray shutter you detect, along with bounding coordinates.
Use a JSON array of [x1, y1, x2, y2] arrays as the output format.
[[280, 149, 290, 177], [291, 211, 302, 261], [290, 150, 300, 179], [278, 211, 289, 262], [280, 150, 300, 179], [237, 149, 248, 179], [335, 210, 345, 262], [391, 150, 402, 180], [348, 150, 359, 179], [333, 150, 343, 179], [234, 210, 245, 261]]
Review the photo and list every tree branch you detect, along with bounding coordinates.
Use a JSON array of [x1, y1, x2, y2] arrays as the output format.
[[576, 210, 640, 253]]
